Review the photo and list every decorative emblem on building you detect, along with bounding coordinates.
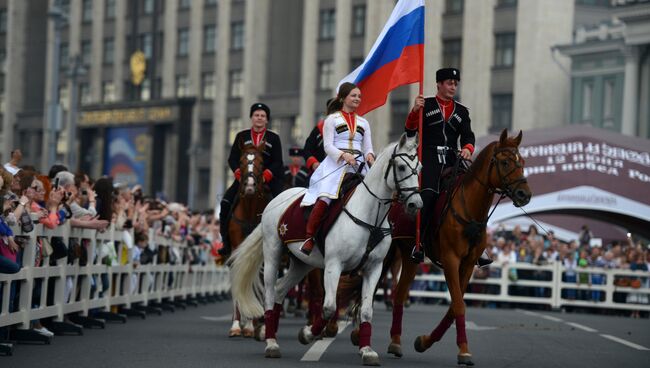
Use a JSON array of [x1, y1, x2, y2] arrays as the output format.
[[130, 51, 146, 86]]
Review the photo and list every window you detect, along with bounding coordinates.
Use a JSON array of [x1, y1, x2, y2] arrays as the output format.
[[229, 70, 243, 98], [231, 22, 244, 50], [494, 33, 515, 68], [179, 0, 191, 10], [102, 81, 116, 102], [352, 5, 366, 37], [103, 38, 114, 64], [576, 0, 611, 6], [491, 94, 512, 133], [140, 33, 153, 59], [204, 25, 217, 53], [178, 28, 189, 56], [442, 39, 462, 69], [105, 0, 116, 19], [140, 78, 151, 101], [445, 0, 464, 14], [350, 58, 364, 71], [0, 10, 7, 33], [581, 81, 593, 121], [202, 73, 216, 99], [79, 83, 92, 105], [205, 0, 218, 6], [144, 0, 155, 14], [228, 118, 244, 143], [60, 42, 69, 67], [200, 121, 212, 150], [320, 9, 336, 40], [496, 0, 517, 7], [59, 85, 70, 110], [603, 78, 614, 120], [318, 61, 334, 90], [82, 0, 93, 23], [81, 40, 92, 65], [198, 168, 211, 195], [176, 75, 190, 97]]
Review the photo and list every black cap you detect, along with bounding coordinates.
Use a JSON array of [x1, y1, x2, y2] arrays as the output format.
[[436, 68, 461, 82], [289, 147, 304, 156], [250, 102, 271, 120]]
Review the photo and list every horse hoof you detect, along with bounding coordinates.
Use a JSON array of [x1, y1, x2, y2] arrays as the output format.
[[255, 324, 266, 341], [229, 328, 242, 338], [350, 328, 360, 346], [265, 339, 281, 358], [298, 325, 314, 345], [457, 353, 474, 366], [359, 346, 380, 366], [242, 328, 254, 338], [387, 342, 402, 358], [414, 335, 429, 353], [323, 321, 339, 338]]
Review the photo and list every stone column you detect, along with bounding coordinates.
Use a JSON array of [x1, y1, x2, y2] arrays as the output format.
[[298, 0, 319, 141], [162, 0, 178, 98], [333, 0, 352, 82], [461, 0, 494, 137], [241, 0, 270, 121], [90, 0, 105, 103], [3, 0, 27, 161], [364, 0, 392, 151], [209, 0, 232, 209], [114, 0, 127, 100], [188, 0, 205, 207], [621, 45, 640, 136]]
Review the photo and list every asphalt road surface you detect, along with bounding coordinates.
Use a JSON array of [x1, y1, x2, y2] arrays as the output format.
[[6, 299, 649, 368]]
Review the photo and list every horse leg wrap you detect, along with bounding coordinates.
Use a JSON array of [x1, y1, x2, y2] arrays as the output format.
[[390, 304, 404, 336], [455, 315, 467, 345], [264, 303, 283, 340], [311, 313, 326, 336], [309, 301, 322, 325], [429, 315, 454, 342], [359, 322, 372, 348]]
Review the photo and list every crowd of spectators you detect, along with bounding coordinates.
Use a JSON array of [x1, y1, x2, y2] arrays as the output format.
[[0, 150, 223, 339]]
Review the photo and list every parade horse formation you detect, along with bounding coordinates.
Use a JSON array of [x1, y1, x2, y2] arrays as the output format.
[[227, 130, 531, 366], [227, 143, 270, 338]]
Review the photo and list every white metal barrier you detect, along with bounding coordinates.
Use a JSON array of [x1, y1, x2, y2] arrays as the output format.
[[0, 221, 229, 329], [385, 262, 650, 311]]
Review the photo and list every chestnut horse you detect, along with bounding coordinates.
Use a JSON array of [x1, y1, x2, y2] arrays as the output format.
[[228, 143, 270, 337], [364, 129, 531, 365]]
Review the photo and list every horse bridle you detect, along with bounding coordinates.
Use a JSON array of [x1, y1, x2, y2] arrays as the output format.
[[240, 149, 265, 197], [486, 146, 528, 201], [382, 145, 420, 204]]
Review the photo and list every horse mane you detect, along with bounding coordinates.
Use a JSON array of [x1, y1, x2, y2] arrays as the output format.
[[463, 141, 497, 186]]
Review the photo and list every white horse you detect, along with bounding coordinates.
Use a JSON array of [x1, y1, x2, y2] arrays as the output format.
[[229, 133, 423, 366]]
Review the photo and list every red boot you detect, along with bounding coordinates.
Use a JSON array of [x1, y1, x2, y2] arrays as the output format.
[[300, 199, 329, 255]]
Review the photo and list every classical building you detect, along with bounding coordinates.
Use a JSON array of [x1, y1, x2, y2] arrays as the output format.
[[0, 0, 633, 210]]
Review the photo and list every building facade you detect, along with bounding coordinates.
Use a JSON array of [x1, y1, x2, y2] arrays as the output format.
[[0, 0, 639, 210]]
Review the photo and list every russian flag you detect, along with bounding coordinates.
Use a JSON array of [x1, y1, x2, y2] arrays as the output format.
[[338, 0, 424, 116]]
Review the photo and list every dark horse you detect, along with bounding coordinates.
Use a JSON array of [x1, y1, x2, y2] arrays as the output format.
[[228, 143, 270, 337], [346, 129, 531, 365]]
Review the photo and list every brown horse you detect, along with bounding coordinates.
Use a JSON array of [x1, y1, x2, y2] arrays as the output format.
[[228, 143, 270, 337], [381, 129, 531, 365]]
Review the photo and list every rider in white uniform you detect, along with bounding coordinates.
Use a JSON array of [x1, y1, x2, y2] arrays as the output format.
[[300, 82, 375, 255]]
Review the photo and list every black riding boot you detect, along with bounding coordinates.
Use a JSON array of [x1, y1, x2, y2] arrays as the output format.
[[218, 200, 232, 257]]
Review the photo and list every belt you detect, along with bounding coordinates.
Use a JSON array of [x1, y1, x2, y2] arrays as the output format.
[[341, 149, 362, 155]]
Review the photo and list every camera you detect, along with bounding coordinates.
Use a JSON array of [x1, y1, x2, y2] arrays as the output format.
[[81, 189, 88, 196]]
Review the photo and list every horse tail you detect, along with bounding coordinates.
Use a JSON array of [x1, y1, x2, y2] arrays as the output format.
[[228, 224, 265, 319]]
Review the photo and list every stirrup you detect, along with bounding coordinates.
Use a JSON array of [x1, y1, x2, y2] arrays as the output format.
[[411, 245, 424, 264], [300, 239, 314, 256], [477, 256, 493, 268]]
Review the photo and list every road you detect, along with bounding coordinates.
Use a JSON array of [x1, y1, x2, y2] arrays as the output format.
[[6, 299, 649, 367]]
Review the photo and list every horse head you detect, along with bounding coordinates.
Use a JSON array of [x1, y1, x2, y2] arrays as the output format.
[[385, 133, 423, 216], [238, 143, 265, 197], [490, 129, 532, 207]]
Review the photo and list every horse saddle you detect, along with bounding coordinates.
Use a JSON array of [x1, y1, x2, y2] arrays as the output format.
[[277, 174, 362, 254], [389, 172, 465, 240]]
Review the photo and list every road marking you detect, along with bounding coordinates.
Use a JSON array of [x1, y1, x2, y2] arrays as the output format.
[[600, 334, 650, 351], [301, 321, 351, 362], [466, 321, 497, 331], [540, 315, 564, 322], [200, 314, 233, 322], [565, 322, 597, 333]]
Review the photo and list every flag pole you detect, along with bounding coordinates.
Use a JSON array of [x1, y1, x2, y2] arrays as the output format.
[[414, 35, 424, 260]]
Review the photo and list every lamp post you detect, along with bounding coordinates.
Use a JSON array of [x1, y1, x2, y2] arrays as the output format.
[[66, 54, 87, 172]]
